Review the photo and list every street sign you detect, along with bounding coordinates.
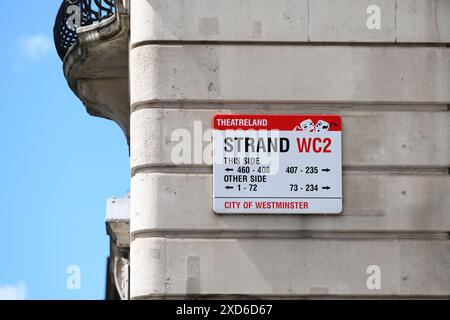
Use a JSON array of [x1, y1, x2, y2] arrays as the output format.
[[213, 114, 342, 214]]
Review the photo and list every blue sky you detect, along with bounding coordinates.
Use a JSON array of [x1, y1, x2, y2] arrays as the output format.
[[0, 1, 130, 299]]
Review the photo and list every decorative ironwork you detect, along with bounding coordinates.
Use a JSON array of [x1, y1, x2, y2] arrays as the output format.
[[54, 0, 116, 60]]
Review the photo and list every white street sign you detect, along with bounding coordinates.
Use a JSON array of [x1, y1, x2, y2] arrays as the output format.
[[213, 114, 342, 214]]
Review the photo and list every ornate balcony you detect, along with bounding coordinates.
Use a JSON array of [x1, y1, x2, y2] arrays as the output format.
[[53, 0, 130, 143]]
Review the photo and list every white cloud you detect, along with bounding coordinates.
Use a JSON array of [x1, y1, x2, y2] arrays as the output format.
[[0, 282, 27, 300], [19, 34, 52, 61]]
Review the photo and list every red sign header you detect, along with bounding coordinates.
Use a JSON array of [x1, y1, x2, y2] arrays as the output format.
[[213, 114, 342, 131]]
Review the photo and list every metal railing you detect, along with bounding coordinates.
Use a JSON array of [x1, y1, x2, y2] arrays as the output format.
[[54, 0, 116, 60]]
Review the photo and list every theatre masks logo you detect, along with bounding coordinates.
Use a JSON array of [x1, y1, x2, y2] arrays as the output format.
[[294, 119, 331, 133]]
